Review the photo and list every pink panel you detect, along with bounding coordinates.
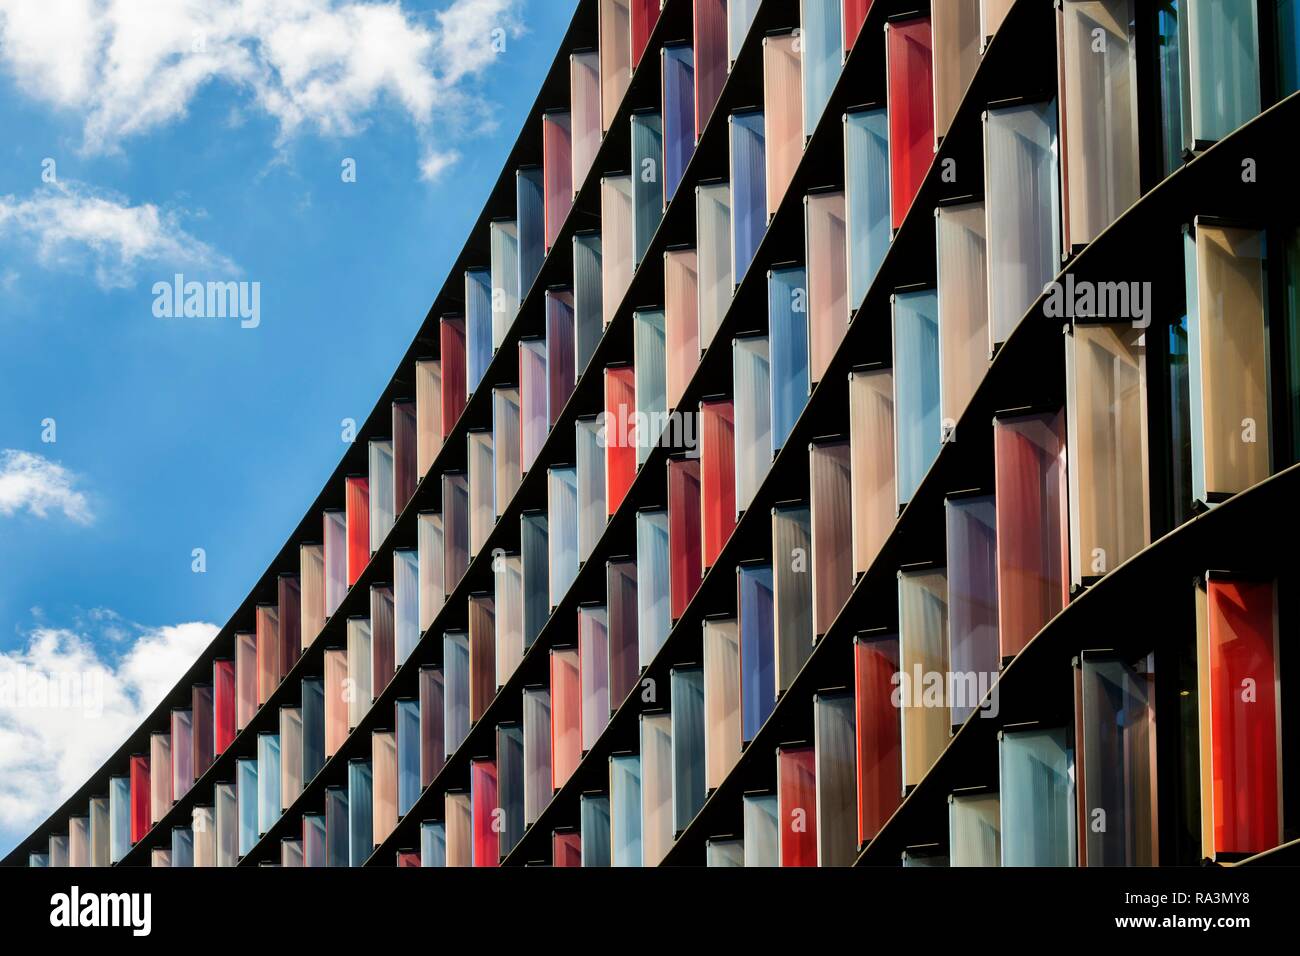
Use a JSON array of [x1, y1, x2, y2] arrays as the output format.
[[543, 112, 574, 251], [256, 604, 280, 705], [694, 0, 727, 132], [763, 33, 804, 217], [471, 758, 499, 866], [700, 399, 737, 568], [550, 647, 582, 789], [235, 631, 256, 731], [440, 316, 468, 440], [664, 249, 699, 412]]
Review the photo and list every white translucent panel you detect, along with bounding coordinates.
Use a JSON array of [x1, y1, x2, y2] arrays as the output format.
[[493, 386, 522, 516], [732, 335, 772, 516], [346, 617, 372, 731], [999, 725, 1077, 866], [571, 51, 601, 190], [933, 0, 981, 146], [445, 791, 472, 867], [810, 440, 853, 638], [150, 732, 171, 825], [576, 418, 606, 562], [844, 108, 890, 309], [805, 189, 848, 384], [814, 690, 858, 867], [640, 712, 674, 866], [443, 631, 471, 756], [280, 706, 303, 811], [368, 439, 395, 553], [323, 510, 347, 618], [949, 790, 1002, 866], [702, 617, 742, 790], [984, 101, 1061, 351], [601, 175, 635, 327], [418, 512, 445, 631], [416, 358, 442, 478], [936, 201, 989, 429], [899, 567, 949, 789], [495, 553, 524, 688], [257, 732, 281, 837], [636, 509, 671, 667], [742, 792, 778, 866], [519, 338, 547, 474], [772, 504, 812, 694], [549, 467, 579, 607], [580, 605, 611, 752], [1179, 0, 1260, 148], [610, 753, 643, 867], [394, 548, 419, 665], [467, 431, 494, 557], [707, 837, 745, 866], [490, 219, 520, 350], [522, 687, 552, 827], [633, 309, 667, 466]]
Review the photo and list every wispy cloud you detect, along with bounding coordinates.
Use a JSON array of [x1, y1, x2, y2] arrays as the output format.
[[0, 615, 218, 838], [0, 0, 527, 178], [0, 450, 93, 525]]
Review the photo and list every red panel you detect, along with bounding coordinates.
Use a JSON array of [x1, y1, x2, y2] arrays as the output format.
[[550, 647, 582, 789], [346, 476, 370, 586], [886, 17, 934, 230], [1204, 578, 1281, 855], [700, 399, 737, 568], [129, 754, 150, 844], [843, 0, 873, 53], [630, 0, 660, 67], [553, 830, 582, 866], [693, 0, 727, 132], [471, 758, 499, 866], [397, 850, 421, 867], [213, 659, 236, 754], [440, 316, 468, 439], [854, 633, 901, 844], [278, 574, 301, 678], [192, 683, 214, 780], [604, 366, 637, 515], [543, 113, 574, 251], [993, 411, 1068, 661], [667, 457, 703, 619], [393, 400, 418, 512], [777, 745, 817, 866]]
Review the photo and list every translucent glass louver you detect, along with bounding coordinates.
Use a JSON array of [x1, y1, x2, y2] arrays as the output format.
[[324, 785, 348, 868], [738, 563, 775, 743], [843, 0, 871, 53], [636, 508, 671, 667], [49, 833, 69, 868], [571, 50, 601, 191], [605, 365, 637, 515], [933, 0, 981, 146], [418, 512, 444, 631], [90, 797, 108, 867], [372, 729, 398, 847], [348, 758, 373, 867], [814, 691, 857, 867], [393, 548, 419, 667], [465, 270, 492, 397], [945, 494, 998, 727], [346, 617, 372, 731], [893, 288, 941, 508], [323, 509, 347, 619], [367, 439, 396, 556], [633, 308, 667, 466], [489, 223, 520, 355], [609, 752, 642, 867], [1195, 575, 1281, 859], [608, 559, 639, 709], [801, 0, 842, 139], [150, 732, 171, 825], [345, 476, 369, 587], [554, 828, 582, 866], [743, 791, 779, 866], [129, 755, 149, 845], [281, 706, 304, 810], [518, 166, 545, 296], [498, 724, 525, 859], [1183, 221, 1270, 505], [193, 682, 214, 779], [844, 107, 890, 309], [109, 774, 129, 864], [777, 745, 817, 866], [580, 793, 612, 867], [886, 17, 934, 231], [700, 398, 736, 567], [899, 567, 949, 789], [579, 605, 610, 753], [171, 708, 193, 802], [442, 314, 470, 432], [695, 0, 728, 131], [69, 816, 89, 867], [703, 617, 742, 791], [631, 111, 663, 265], [300, 543, 325, 650], [1177, 0, 1260, 149], [1057, 0, 1139, 251], [520, 338, 547, 473], [416, 359, 443, 479], [664, 248, 699, 412], [769, 502, 811, 697], [257, 731, 281, 838], [631, 0, 659, 67], [528, 681, 558, 814], [495, 552, 525, 689], [421, 820, 446, 867], [521, 513, 548, 645], [849, 365, 895, 578], [601, 175, 634, 327], [302, 676, 325, 782], [371, 585, 396, 699], [237, 757, 257, 858], [981, 0, 1015, 47], [949, 789, 1001, 866], [576, 417, 606, 563], [444, 630, 471, 758], [993, 410, 1068, 661], [468, 594, 496, 723], [467, 431, 494, 556], [303, 812, 326, 868], [1075, 651, 1156, 866], [806, 189, 848, 382], [574, 233, 603, 376], [984, 100, 1061, 351], [546, 289, 576, 426], [769, 265, 809, 454], [549, 467, 579, 607], [1065, 322, 1149, 586], [599, 0, 632, 134], [662, 43, 695, 204], [763, 33, 802, 217], [936, 201, 989, 431], [548, 647, 579, 790], [419, 665, 445, 786], [999, 725, 1077, 866], [445, 791, 471, 867], [810, 440, 852, 640], [667, 456, 702, 619], [493, 386, 522, 515], [733, 335, 772, 515], [696, 181, 733, 350], [396, 698, 420, 817], [640, 712, 673, 866], [671, 665, 706, 834], [730, 110, 767, 285], [393, 399, 417, 514], [543, 111, 573, 253]]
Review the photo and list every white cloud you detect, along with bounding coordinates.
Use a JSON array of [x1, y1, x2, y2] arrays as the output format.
[[0, 0, 527, 176], [0, 450, 93, 524], [0, 181, 236, 289], [418, 148, 460, 182], [0, 616, 218, 835]]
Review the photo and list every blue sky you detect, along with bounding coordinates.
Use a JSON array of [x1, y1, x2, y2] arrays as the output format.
[[0, 0, 575, 855]]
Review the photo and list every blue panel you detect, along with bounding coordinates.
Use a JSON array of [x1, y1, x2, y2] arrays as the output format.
[[465, 268, 493, 395], [729, 0, 761, 63], [517, 167, 545, 297], [738, 563, 775, 742], [729, 110, 767, 284], [237, 757, 258, 857], [768, 265, 809, 453], [347, 759, 373, 867], [443, 631, 471, 756], [396, 698, 420, 817], [580, 793, 612, 867], [636, 508, 671, 667], [421, 820, 447, 867], [393, 548, 419, 665], [893, 288, 941, 506], [521, 511, 549, 645], [170, 827, 194, 867], [573, 232, 604, 375], [662, 43, 696, 203], [610, 753, 643, 866], [801, 0, 843, 138], [999, 725, 1077, 866], [548, 466, 579, 606], [257, 732, 281, 837], [844, 108, 890, 309], [301, 676, 325, 783], [633, 308, 667, 466], [108, 775, 130, 864], [631, 112, 664, 266]]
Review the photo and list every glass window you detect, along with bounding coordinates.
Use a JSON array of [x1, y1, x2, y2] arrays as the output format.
[[999, 725, 1077, 866]]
